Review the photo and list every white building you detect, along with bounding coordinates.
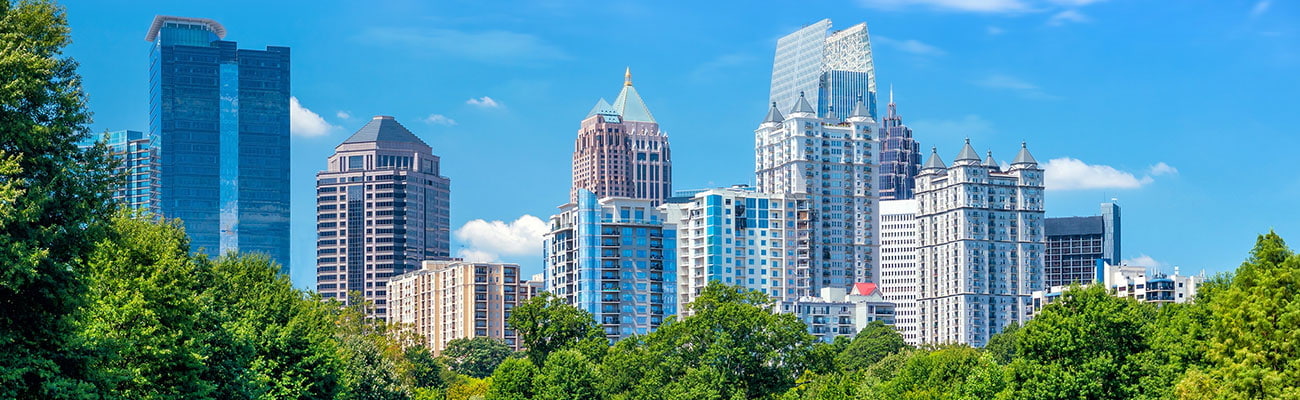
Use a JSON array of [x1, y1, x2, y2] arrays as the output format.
[[778, 283, 895, 343], [878, 199, 920, 345], [755, 95, 878, 292], [1031, 261, 1203, 312], [915, 140, 1045, 347]]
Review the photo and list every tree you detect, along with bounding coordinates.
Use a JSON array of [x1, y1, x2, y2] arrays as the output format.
[[0, 0, 116, 397], [533, 349, 599, 400], [334, 302, 413, 400], [508, 292, 605, 366], [983, 321, 1019, 365], [834, 320, 908, 372], [404, 345, 451, 391], [872, 345, 1002, 399], [485, 357, 538, 400], [442, 336, 513, 378]]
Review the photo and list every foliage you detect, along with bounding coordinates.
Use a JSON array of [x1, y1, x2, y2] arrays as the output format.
[[442, 336, 513, 378], [533, 349, 598, 400], [485, 357, 537, 400], [834, 320, 908, 372], [507, 292, 606, 366]]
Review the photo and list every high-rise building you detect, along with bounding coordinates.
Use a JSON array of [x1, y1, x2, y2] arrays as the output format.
[[755, 95, 879, 290], [878, 199, 920, 344], [1044, 202, 1122, 287], [387, 260, 540, 354], [572, 69, 671, 206], [877, 90, 922, 200], [146, 16, 291, 269], [315, 116, 452, 319], [543, 189, 676, 340], [915, 140, 1045, 347], [661, 186, 813, 310], [770, 19, 877, 121], [81, 130, 160, 214]]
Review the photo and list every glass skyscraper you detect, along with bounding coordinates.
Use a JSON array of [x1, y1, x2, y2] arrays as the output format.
[[770, 19, 877, 121], [146, 16, 291, 270], [80, 130, 160, 214], [877, 92, 922, 200]]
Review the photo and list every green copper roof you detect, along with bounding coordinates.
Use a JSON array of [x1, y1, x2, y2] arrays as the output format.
[[611, 85, 656, 123], [342, 116, 428, 146], [587, 98, 615, 118]]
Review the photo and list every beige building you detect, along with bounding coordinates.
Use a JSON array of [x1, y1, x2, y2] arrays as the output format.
[[387, 260, 540, 354]]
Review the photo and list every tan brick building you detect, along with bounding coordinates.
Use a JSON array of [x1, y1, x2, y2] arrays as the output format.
[[387, 260, 540, 354]]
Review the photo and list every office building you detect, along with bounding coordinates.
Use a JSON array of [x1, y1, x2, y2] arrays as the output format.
[[777, 283, 896, 343], [81, 130, 160, 214], [1044, 202, 1122, 287], [755, 95, 879, 290], [915, 140, 1045, 347], [662, 186, 813, 310], [877, 90, 922, 200], [878, 199, 920, 344], [572, 69, 672, 206], [387, 261, 540, 354], [315, 116, 452, 319], [543, 189, 677, 340], [770, 19, 877, 121], [146, 16, 291, 269]]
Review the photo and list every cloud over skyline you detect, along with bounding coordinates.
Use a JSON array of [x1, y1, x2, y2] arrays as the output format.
[[289, 96, 336, 137], [453, 215, 548, 263], [1044, 158, 1176, 190]]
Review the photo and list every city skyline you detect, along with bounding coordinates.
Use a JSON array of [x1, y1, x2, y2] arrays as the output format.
[[61, 0, 1300, 289]]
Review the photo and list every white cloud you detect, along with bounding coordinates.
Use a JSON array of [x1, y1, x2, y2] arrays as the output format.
[[1047, 9, 1091, 26], [973, 74, 1060, 100], [454, 215, 548, 262], [289, 96, 336, 137], [1251, 0, 1271, 17], [873, 35, 946, 56], [336, 111, 352, 120], [987, 26, 1006, 35], [1121, 254, 1164, 267], [858, 0, 1032, 13], [910, 114, 995, 138], [457, 249, 501, 263], [1148, 162, 1179, 176], [362, 27, 567, 65], [1044, 157, 1171, 190], [424, 114, 458, 126], [466, 96, 501, 108]]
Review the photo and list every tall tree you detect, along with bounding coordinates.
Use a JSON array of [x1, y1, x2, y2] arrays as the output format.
[[0, 0, 116, 397], [507, 292, 605, 366], [442, 337, 512, 378], [486, 357, 538, 400], [533, 349, 599, 400], [834, 320, 908, 373]]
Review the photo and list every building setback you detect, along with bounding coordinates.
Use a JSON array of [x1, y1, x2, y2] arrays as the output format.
[[770, 19, 877, 121], [878, 199, 920, 345], [915, 140, 1045, 347], [572, 69, 672, 206], [544, 189, 676, 340], [315, 116, 451, 320], [146, 16, 291, 269], [1044, 202, 1121, 287], [755, 95, 879, 290], [387, 261, 540, 354]]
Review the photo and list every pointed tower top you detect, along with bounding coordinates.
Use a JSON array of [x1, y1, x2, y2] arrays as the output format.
[[790, 91, 816, 116], [889, 84, 894, 105], [984, 150, 999, 168], [1012, 141, 1038, 166], [586, 98, 614, 118], [611, 68, 656, 122], [342, 116, 429, 148], [922, 146, 947, 171], [955, 138, 981, 163], [763, 101, 785, 124], [624, 67, 632, 86], [850, 95, 870, 118]]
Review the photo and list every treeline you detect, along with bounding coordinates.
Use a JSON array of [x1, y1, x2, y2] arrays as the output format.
[[3, 1, 1300, 399]]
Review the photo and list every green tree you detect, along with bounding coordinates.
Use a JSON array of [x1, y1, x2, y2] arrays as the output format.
[[334, 302, 413, 400], [404, 345, 451, 391], [806, 335, 850, 374], [0, 0, 116, 397], [834, 320, 908, 372], [485, 357, 538, 400], [443, 336, 513, 378], [983, 321, 1019, 365], [508, 292, 605, 366], [534, 349, 599, 400], [1198, 231, 1300, 399], [872, 345, 1001, 399]]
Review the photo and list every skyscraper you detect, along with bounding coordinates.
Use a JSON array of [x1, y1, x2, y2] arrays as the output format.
[[755, 95, 879, 290], [572, 69, 672, 206], [770, 19, 877, 121], [81, 130, 160, 214], [315, 116, 452, 320], [878, 199, 920, 344], [915, 141, 1045, 347], [877, 90, 922, 200], [146, 16, 291, 269], [543, 189, 677, 340], [1044, 202, 1122, 287]]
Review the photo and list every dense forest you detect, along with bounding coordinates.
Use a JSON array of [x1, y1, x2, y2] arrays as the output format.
[[1, 1, 1297, 398]]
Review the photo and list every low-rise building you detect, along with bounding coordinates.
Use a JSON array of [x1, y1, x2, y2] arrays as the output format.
[[779, 283, 896, 342], [1031, 261, 1202, 313]]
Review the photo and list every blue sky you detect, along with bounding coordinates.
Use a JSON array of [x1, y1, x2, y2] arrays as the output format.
[[63, 0, 1298, 289]]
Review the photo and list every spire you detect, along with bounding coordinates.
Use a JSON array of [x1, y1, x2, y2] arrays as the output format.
[[611, 69, 656, 122], [763, 101, 784, 124], [922, 146, 947, 171], [984, 150, 999, 169], [789, 91, 815, 116], [889, 84, 894, 105], [955, 138, 980, 163], [586, 98, 614, 118], [624, 67, 632, 87], [1012, 141, 1039, 166]]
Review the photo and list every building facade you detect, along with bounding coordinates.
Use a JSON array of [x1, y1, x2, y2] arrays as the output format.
[[572, 69, 671, 206], [1044, 202, 1121, 287], [543, 189, 677, 340], [770, 19, 877, 121], [662, 186, 813, 310], [387, 261, 539, 354], [1031, 261, 1202, 313], [915, 140, 1045, 347], [82, 130, 160, 214], [878, 199, 920, 344], [315, 116, 452, 320], [777, 283, 895, 343], [876, 91, 922, 200], [147, 16, 291, 269], [755, 95, 878, 290]]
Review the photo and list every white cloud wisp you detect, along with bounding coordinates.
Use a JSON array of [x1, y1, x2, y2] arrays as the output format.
[[289, 96, 336, 137], [466, 96, 501, 108], [1044, 158, 1176, 191], [454, 215, 548, 262]]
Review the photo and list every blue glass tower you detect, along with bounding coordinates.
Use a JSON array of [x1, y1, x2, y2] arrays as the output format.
[[877, 92, 922, 200], [147, 16, 291, 271]]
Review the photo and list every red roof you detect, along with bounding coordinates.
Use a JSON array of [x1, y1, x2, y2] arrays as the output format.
[[852, 282, 878, 296]]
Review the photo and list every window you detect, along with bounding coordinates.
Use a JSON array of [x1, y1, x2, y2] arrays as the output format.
[[348, 155, 364, 170]]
